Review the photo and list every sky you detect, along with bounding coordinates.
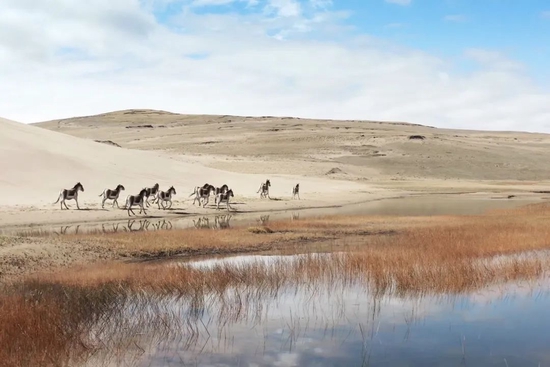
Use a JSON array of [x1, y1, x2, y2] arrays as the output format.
[[1, 0, 549, 132]]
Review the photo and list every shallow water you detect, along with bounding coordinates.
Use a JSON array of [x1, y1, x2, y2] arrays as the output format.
[[183, 252, 340, 270], [82, 253, 550, 367], [1, 195, 541, 237]]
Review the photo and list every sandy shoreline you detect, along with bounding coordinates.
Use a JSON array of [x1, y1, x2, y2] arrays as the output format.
[[0, 190, 398, 230], [1, 178, 548, 230], [1, 189, 545, 235]]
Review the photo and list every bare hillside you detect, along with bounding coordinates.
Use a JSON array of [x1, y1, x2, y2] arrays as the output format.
[[34, 109, 550, 181]]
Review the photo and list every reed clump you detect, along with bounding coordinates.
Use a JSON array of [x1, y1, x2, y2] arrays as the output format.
[[1, 253, 548, 366], [4, 203, 550, 365]]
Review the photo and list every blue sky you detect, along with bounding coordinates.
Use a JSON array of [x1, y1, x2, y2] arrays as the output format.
[[154, 0, 550, 82], [0, 0, 549, 132], [365, 1, 549, 79]]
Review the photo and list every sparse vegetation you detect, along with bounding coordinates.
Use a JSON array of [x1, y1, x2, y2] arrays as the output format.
[[247, 226, 274, 234], [3, 203, 550, 365]]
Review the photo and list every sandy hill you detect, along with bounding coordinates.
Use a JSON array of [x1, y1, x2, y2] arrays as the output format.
[[0, 116, 364, 207], [35, 109, 550, 182]]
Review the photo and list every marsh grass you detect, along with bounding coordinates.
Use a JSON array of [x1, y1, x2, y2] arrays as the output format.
[[5, 203, 550, 365], [69, 226, 332, 259], [2, 254, 547, 366], [56, 214, 439, 260]]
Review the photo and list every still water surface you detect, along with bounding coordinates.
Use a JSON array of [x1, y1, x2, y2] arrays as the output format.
[[3, 195, 541, 237], [85, 253, 550, 367]]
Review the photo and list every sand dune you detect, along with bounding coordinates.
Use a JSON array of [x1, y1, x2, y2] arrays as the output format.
[[4, 109, 550, 228], [0, 116, 368, 210]]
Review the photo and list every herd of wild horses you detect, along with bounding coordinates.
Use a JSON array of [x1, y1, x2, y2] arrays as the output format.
[[53, 179, 301, 216]]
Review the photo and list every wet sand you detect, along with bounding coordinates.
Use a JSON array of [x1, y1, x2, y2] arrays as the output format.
[[1, 193, 543, 237]]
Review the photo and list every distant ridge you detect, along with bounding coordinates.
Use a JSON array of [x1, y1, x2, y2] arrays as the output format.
[[33, 109, 434, 129]]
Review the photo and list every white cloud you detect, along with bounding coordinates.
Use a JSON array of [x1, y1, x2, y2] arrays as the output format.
[[385, 0, 411, 6], [265, 0, 302, 17], [0, 0, 549, 133], [463, 48, 524, 72], [541, 10, 550, 19]]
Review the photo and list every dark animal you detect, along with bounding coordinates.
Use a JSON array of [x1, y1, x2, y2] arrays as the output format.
[[216, 189, 234, 211], [144, 183, 160, 207], [292, 183, 300, 200], [154, 186, 177, 209], [98, 184, 125, 208], [53, 182, 84, 210], [257, 179, 271, 199], [190, 184, 215, 207], [214, 184, 229, 204], [125, 188, 149, 216]]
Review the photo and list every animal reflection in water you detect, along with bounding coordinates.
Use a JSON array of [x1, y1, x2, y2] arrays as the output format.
[[54, 224, 82, 235], [124, 219, 173, 232], [258, 215, 270, 225], [102, 223, 122, 233], [193, 215, 232, 230], [33, 211, 302, 236], [91, 219, 173, 234], [42, 216, 232, 236], [99, 219, 174, 233]]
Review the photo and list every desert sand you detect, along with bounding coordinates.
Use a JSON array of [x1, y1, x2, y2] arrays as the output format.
[[3, 109, 550, 230], [0, 114, 385, 229]]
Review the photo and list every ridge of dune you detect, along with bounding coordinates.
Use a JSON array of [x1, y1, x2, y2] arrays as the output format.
[[0, 117, 367, 207]]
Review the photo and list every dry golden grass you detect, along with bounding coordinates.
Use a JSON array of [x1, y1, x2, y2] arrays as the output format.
[[4, 203, 550, 365], [485, 202, 550, 217], [0, 295, 71, 367], [65, 225, 330, 259], [54, 214, 446, 260]]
